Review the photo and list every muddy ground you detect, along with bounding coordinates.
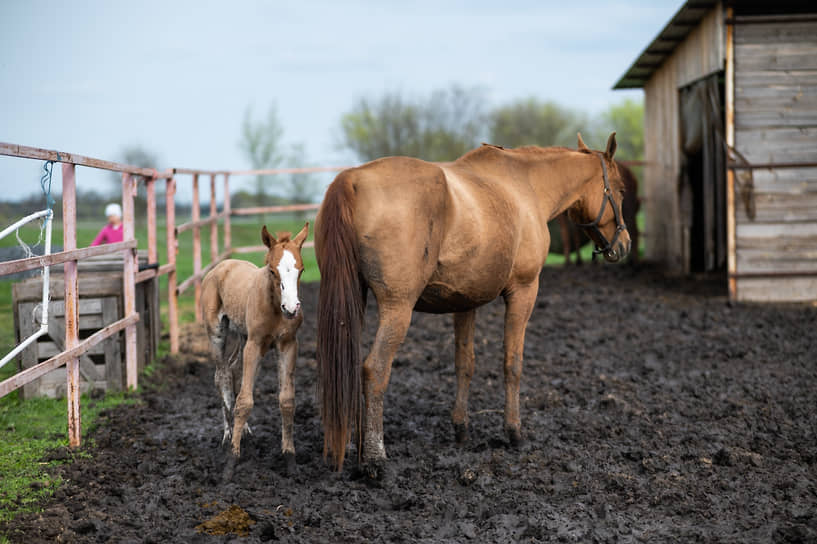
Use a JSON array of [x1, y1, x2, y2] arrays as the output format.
[[3, 264, 816, 543]]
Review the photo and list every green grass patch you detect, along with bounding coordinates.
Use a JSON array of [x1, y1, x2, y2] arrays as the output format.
[[0, 390, 137, 524]]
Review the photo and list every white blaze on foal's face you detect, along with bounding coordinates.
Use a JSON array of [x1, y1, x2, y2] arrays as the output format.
[[277, 249, 301, 316]]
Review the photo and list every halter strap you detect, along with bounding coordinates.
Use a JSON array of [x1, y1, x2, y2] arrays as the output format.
[[575, 153, 627, 258]]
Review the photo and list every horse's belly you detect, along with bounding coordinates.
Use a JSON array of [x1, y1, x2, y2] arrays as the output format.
[[414, 281, 499, 314]]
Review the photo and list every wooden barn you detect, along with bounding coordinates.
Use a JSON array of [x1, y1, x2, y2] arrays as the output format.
[[614, 1, 817, 302]]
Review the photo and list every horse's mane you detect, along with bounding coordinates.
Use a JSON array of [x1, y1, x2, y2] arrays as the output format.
[[457, 144, 580, 166], [276, 231, 293, 243]]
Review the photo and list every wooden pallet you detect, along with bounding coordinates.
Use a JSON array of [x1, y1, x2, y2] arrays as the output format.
[[12, 252, 160, 399]]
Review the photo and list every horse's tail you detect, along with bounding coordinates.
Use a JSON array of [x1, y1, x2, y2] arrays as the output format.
[[316, 173, 364, 471]]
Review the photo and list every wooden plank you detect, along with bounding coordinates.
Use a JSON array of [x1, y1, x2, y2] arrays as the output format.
[[49, 299, 104, 316], [736, 45, 817, 72], [0, 240, 136, 277], [736, 69, 817, 88], [749, 167, 817, 192], [102, 297, 122, 390], [734, 21, 817, 45], [0, 313, 139, 398], [46, 316, 102, 381], [38, 342, 105, 358], [0, 142, 173, 178], [737, 248, 817, 274], [13, 273, 123, 302], [737, 277, 817, 302], [735, 127, 817, 163], [737, 221, 817, 239], [736, 191, 817, 223]]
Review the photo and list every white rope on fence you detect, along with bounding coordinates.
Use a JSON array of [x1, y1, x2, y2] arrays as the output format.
[[0, 208, 54, 370]]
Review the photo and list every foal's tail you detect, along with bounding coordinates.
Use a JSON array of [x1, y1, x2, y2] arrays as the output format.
[[316, 174, 364, 471]]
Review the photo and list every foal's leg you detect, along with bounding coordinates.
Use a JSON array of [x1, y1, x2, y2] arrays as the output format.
[[276, 336, 298, 473], [452, 310, 476, 443], [362, 303, 413, 478], [209, 317, 234, 446], [222, 337, 265, 482], [502, 280, 539, 447]]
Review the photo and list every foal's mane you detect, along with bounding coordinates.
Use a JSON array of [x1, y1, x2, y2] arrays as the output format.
[[275, 231, 293, 243]]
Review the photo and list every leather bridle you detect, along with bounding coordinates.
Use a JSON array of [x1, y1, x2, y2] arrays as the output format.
[[575, 153, 627, 259]]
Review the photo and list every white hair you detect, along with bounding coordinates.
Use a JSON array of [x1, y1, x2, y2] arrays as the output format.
[[105, 203, 122, 218]]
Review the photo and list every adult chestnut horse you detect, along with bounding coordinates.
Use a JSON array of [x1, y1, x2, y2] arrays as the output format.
[[315, 134, 630, 476]]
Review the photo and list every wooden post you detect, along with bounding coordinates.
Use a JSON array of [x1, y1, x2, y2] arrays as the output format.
[[725, 6, 737, 300], [223, 174, 231, 253], [146, 176, 157, 264], [122, 173, 138, 389], [62, 163, 81, 448], [210, 174, 218, 262], [166, 176, 179, 353], [192, 174, 202, 322]]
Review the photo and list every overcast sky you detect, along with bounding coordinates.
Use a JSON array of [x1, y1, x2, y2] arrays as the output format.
[[0, 0, 680, 203]]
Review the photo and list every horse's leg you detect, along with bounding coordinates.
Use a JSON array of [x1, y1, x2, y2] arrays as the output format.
[[222, 338, 264, 483], [276, 336, 297, 474], [502, 280, 539, 447], [209, 316, 234, 446], [452, 310, 476, 444], [361, 303, 413, 479]]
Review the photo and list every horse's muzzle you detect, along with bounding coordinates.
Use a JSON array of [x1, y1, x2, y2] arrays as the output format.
[[281, 302, 301, 319], [603, 239, 631, 263]]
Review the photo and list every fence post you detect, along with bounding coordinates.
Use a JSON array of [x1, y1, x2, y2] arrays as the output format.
[[62, 163, 81, 448], [146, 176, 157, 264], [210, 174, 218, 262], [192, 173, 202, 322], [166, 176, 179, 353], [122, 173, 138, 389], [223, 174, 231, 254]]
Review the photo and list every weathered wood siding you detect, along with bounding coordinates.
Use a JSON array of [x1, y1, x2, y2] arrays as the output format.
[[734, 20, 817, 301], [643, 5, 724, 269]]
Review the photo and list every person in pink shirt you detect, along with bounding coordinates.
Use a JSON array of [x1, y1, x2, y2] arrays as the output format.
[[91, 203, 124, 246]]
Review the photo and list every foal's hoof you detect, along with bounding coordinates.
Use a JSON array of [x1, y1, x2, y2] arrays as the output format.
[[221, 452, 238, 484], [505, 427, 524, 449], [454, 423, 469, 445], [283, 451, 296, 475]]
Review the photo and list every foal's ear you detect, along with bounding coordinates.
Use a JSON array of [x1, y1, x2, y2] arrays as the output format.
[[293, 222, 309, 249], [577, 132, 591, 153], [261, 225, 277, 248], [604, 132, 617, 159]]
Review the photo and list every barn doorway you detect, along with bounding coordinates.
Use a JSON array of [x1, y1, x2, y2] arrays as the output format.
[[679, 73, 727, 275]]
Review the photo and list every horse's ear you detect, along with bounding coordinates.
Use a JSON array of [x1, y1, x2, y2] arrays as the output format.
[[604, 132, 617, 159], [293, 222, 309, 248], [261, 225, 276, 248], [577, 132, 591, 153]]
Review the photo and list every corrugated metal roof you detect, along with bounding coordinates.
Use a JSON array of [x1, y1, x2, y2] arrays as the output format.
[[613, 1, 719, 89]]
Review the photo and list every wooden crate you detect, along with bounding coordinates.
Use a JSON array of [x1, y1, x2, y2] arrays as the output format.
[[12, 253, 160, 399]]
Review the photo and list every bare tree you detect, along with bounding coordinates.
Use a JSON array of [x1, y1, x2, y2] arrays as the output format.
[[239, 104, 285, 205], [338, 85, 487, 162]]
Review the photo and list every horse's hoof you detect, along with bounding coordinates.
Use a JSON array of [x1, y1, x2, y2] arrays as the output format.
[[454, 423, 469, 445], [221, 452, 238, 484], [362, 459, 387, 482], [283, 451, 296, 475], [506, 427, 523, 449]]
